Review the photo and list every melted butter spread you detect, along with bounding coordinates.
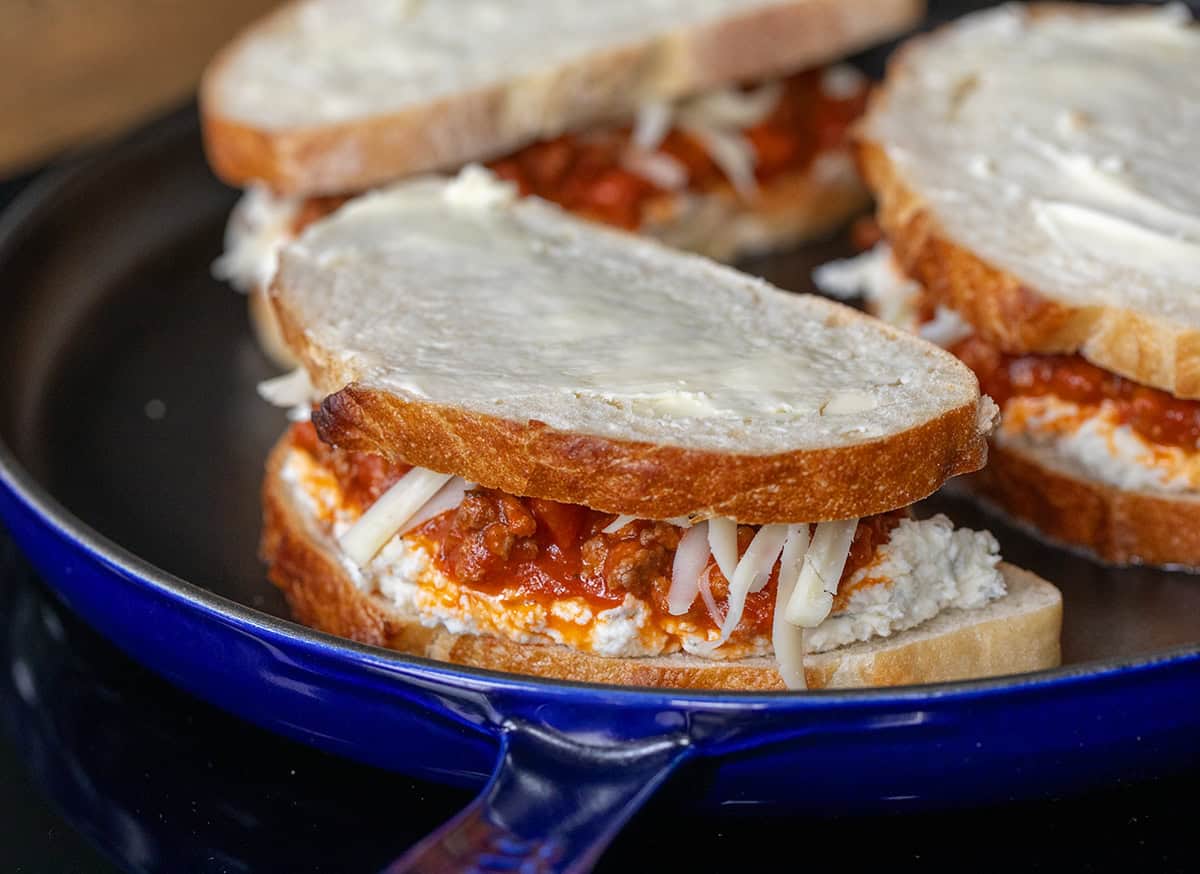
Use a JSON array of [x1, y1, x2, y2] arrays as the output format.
[[863, 5, 1200, 324], [276, 168, 979, 455]]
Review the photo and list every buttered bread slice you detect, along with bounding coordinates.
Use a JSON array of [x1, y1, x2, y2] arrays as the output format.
[[271, 167, 993, 524]]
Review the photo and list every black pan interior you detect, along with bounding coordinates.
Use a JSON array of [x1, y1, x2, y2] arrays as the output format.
[[2, 113, 1199, 667]]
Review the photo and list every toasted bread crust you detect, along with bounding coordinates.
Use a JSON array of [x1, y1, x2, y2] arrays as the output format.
[[303, 382, 986, 525], [261, 437, 1062, 689], [201, 0, 922, 195], [855, 4, 1200, 399], [971, 439, 1200, 569]]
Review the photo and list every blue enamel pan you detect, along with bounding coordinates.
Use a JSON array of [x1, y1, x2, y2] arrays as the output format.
[[2, 113, 1200, 872]]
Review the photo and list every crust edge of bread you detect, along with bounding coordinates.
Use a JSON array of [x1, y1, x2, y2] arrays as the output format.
[[261, 434, 1062, 690], [200, 0, 924, 195], [297, 380, 986, 524], [854, 3, 1200, 400]]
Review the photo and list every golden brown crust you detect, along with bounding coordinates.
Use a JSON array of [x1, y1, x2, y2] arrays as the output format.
[[261, 435, 1062, 689], [971, 440, 1200, 569], [201, 0, 923, 195], [855, 3, 1200, 399], [302, 382, 986, 525]]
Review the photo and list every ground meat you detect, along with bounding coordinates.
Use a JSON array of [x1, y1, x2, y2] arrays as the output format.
[[442, 489, 538, 584], [581, 522, 681, 600], [601, 539, 667, 598], [291, 421, 408, 511]]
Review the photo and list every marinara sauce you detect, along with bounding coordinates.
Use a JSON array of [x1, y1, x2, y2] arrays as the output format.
[[952, 336, 1200, 451], [489, 68, 867, 229]]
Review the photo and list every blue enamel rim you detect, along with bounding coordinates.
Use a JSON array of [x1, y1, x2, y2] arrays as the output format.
[[3, 114, 1198, 712]]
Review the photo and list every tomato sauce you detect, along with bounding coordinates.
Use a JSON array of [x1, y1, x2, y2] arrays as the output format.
[[292, 421, 412, 511], [952, 336, 1200, 451], [289, 424, 904, 639], [489, 68, 866, 229]]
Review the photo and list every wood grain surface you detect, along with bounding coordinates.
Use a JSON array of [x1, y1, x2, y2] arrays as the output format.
[[0, 0, 281, 175]]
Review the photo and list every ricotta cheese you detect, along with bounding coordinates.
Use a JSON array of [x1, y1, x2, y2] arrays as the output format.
[[999, 396, 1200, 494], [806, 515, 1004, 653]]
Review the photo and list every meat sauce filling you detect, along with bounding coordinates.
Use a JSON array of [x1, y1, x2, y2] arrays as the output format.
[[287, 68, 865, 235], [489, 68, 865, 229], [291, 423, 903, 639], [951, 335, 1200, 452]]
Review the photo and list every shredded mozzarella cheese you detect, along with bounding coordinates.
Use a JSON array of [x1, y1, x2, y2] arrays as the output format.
[[631, 101, 674, 152], [682, 125, 758, 198], [772, 523, 812, 689], [695, 524, 788, 653], [678, 81, 783, 129], [257, 368, 318, 407], [340, 467, 454, 566], [668, 521, 710, 615], [783, 519, 858, 627], [602, 514, 637, 535], [620, 149, 689, 190], [707, 517, 740, 582], [400, 477, 471, 534]]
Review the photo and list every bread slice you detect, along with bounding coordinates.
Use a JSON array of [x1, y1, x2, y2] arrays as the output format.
[[856, 4, 1200, 398], [970, 435, 1200, 569], [272, 170, 993, 523], [201, 0, 922, 195], [261, 438, 1062, 689]]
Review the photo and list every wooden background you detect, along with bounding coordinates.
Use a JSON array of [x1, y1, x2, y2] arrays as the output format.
[[0, 0, 282, 176]]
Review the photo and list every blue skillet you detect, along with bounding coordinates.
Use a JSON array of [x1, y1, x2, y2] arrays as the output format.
[[2, 114, 1199, 872]]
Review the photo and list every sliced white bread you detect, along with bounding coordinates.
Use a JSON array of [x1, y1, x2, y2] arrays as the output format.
[[261, 437, 1063, 690], [202, 0, 922, 194], [271, 168, 995, 523], [856, 4, 1200, 397]]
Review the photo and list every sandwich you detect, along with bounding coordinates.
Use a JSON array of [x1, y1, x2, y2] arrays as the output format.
[[816, 3, 1200, 569], [257, 166, 1062, 690], [200, 0, 925, 364]]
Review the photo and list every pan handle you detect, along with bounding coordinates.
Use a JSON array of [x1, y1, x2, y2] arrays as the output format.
[[381, 719, 692, 874]]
